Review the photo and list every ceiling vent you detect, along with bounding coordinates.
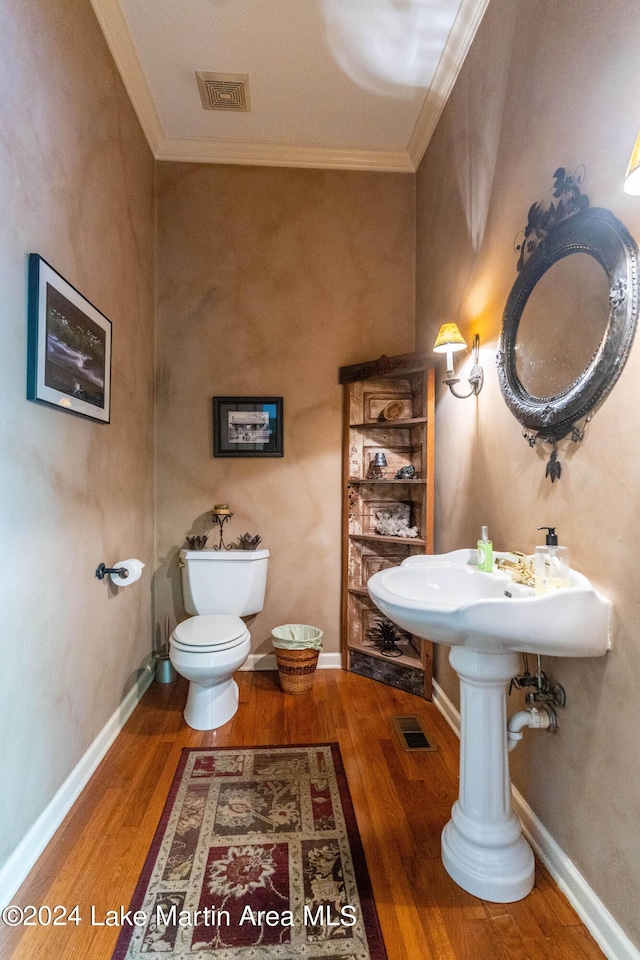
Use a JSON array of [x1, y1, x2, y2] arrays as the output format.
[[196, 72, 251, 112]]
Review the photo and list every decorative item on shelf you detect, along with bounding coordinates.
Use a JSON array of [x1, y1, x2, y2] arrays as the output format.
[[211, 503, 234, 551], [395, 464, 417, 480], [374, 503, 419, 538], [348, 442, 360, 479], [380, 400, 405, 421], [236, 532, 262, 550], [433, 322, 484, 399], [186, 534, 208, 550], [369, 619, 403, 657], [367, 451, 388, 479]]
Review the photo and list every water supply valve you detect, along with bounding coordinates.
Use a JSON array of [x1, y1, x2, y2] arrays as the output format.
[[525, 681, 566, 708], [509, 653, 566, 709]]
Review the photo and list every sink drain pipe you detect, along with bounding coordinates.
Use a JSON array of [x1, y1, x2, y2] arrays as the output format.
[[507, 706, 557, 751]]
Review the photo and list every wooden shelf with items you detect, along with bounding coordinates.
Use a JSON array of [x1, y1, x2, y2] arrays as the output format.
[[347, 478, 424, 484], [349, 416, 428, 429], [349, 533, 428, 545], [339, 351, 435, 699]]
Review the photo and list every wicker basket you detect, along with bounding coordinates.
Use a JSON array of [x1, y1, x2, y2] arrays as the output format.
[[274, 647, 320, 695]]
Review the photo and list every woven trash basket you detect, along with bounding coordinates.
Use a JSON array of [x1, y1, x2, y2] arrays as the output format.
[[271, 624, 323, 695]]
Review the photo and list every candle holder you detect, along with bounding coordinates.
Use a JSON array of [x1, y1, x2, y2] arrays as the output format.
[[211, 504, 234, 550]]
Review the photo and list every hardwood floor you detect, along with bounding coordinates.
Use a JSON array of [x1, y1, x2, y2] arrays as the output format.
[[1, 670, 606, 960]]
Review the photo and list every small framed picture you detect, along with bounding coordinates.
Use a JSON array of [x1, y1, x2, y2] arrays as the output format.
[[27, 254, 112, 423], [213, 397, 283, 457]]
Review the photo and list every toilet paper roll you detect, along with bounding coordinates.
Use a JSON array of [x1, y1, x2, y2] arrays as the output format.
[[110, 558, 145, 586]]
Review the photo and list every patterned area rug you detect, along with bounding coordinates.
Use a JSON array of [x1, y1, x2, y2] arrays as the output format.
[[112, 744, 387, 959]]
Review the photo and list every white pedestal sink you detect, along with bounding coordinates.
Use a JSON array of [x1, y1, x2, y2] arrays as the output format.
[[368, 549, 611, 902]]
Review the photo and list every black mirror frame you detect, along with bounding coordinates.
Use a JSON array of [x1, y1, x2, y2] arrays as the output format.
[[497, 205, 639, 475]]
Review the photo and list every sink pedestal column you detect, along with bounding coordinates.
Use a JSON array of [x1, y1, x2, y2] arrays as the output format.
[[441, 646, 535, 902]]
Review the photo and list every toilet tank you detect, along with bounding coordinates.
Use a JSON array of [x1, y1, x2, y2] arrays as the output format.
[[180, 548, 270, 616]]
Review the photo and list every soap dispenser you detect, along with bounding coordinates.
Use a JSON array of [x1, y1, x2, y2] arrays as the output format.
[[535, 527, 570, 593]]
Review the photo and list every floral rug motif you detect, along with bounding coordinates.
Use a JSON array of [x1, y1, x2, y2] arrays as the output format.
[[112, 744, 387, 960]]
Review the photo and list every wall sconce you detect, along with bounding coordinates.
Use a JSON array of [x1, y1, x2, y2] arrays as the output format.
[[433, 323, 484, 398], [624, 131, 640, 194]]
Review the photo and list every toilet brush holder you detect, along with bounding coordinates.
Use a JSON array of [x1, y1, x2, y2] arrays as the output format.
[[155, 654, 177, 684]]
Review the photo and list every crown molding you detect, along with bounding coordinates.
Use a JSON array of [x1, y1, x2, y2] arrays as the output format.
[[91, 0, 487, 174], [408, 0, 491, 169], [90, 0, 163, 152], [155, 136, 415, 172], [90, 0, 413, 171]]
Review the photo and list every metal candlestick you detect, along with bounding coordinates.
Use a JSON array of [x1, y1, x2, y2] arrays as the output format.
[[212, 510, 234, 550]]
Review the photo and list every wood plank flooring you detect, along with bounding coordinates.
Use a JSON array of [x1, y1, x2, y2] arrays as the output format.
[[0, 671, 607, 960]]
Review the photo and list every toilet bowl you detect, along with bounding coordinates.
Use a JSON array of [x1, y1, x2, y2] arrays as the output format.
[[170, 547, 270, 730], [170, 615, 251, 730]]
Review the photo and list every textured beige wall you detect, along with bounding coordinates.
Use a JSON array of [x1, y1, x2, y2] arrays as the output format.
[[155, 164, 415, 656], [0, 0, 155, 870], [416, 0, 640, 943]]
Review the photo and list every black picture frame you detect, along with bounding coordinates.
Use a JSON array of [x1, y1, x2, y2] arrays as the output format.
[[213, 397, 283, 457], [27, 254, 112, 423]]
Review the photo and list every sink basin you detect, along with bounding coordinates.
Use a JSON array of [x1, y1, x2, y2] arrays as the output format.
[[367, 548, 612, 903], [367, 548, 611, 657]]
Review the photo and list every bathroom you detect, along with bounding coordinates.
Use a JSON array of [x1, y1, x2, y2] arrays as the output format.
[[2, 0, 640, 957]]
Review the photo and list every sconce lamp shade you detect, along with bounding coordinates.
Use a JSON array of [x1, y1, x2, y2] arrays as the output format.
[[433, 322, 467, 353], [432, 324, 483, 398], [624, 131, 640, 195]]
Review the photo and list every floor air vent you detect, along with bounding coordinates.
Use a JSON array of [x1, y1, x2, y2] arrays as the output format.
[[393, 716, 438, 752]]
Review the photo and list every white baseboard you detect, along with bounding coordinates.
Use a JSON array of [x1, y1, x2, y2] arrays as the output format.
[[242, 651, 342, 671], [0, 660, 155, 910], [514, 786, 640, 960], [432, 681, 639, 960]]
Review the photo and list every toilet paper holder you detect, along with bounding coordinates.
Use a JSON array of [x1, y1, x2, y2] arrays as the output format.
[[96, 563, 129, 580]]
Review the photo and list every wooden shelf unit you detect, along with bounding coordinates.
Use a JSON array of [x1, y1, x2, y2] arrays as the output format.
[[340, 352, 435, 699]]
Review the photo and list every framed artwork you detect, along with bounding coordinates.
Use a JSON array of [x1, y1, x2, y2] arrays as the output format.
[[27, 254, 112, 423], [213, 397, 283, 457]]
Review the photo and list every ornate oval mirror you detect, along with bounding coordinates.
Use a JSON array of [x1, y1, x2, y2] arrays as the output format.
[[497, 169, 639, 480]]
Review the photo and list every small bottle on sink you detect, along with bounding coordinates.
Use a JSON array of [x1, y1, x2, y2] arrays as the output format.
[[477, 526, 493, 572]]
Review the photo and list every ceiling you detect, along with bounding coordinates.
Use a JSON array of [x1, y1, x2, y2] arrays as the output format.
[[90, 0, 490, 172]]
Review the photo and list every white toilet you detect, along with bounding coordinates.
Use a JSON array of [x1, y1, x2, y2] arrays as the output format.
[[170, 547, 269, 730]]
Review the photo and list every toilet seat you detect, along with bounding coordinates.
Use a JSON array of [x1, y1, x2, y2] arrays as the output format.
[[171, 615, 249, 653]]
